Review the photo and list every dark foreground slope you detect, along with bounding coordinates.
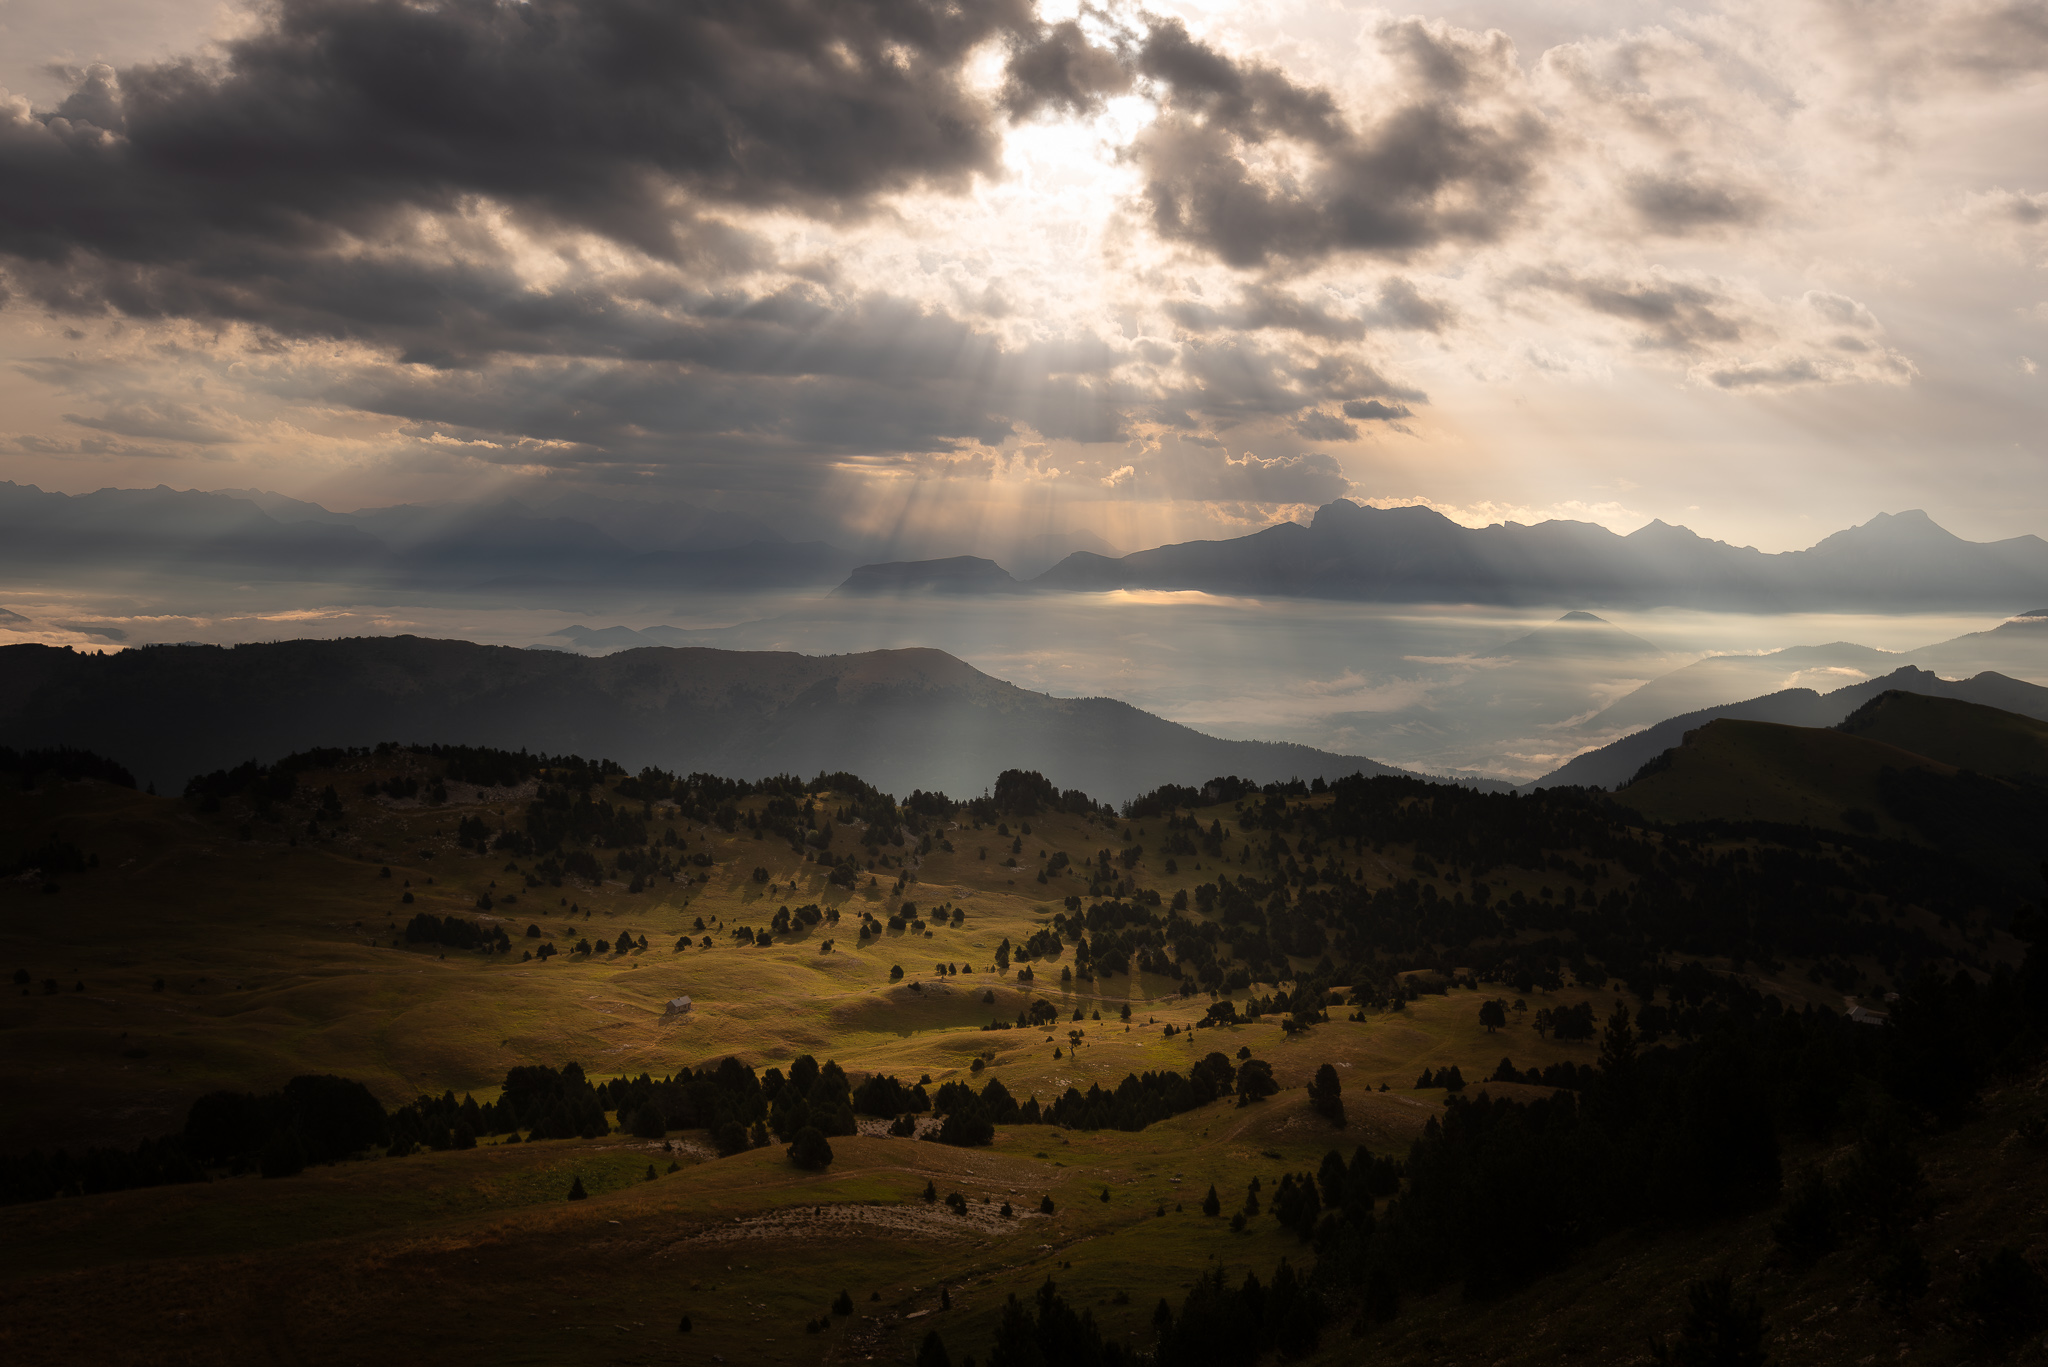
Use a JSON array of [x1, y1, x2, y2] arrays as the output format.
[[0, 637, 1412, 800]]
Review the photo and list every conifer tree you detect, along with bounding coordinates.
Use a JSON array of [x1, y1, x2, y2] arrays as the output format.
[[567, 1175, 588, 1200]]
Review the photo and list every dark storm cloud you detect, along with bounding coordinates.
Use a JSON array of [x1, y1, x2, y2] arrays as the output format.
[[1, 0, 1029, 270], [1002, 17, 1133, 120], [1132, 18, 1546, 268]]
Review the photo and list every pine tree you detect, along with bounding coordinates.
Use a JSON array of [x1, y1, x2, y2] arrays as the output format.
[[567, 1175, 588, 1200], [1039, 1194, 1055, 1215], [914, 1329, 952, 1367], [1201, 1185, 1221, 1216], [1307, 1063, 1345, 1128], [832, 1290, 854, 1316]]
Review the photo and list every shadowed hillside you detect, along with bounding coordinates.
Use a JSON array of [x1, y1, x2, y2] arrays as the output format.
[[1610, 705, 2048, 888], [1836, 689, 2048, 781], [1610, 718, 1958, 837], [1531, 667, 2048, 792], [0, 637, 1418, 801]]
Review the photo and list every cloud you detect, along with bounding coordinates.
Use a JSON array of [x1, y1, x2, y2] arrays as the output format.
[[1131, 17, 1547, 267], [1366, 278, 1453, 332], [1, 1, 1027, 266], [62, 399, 243, 444], [1342, 399, 1412, 421], [1165, 284, 1366, 340], [1161, 335, 1426, 427], [1291, 410, 1359, 441], [1524, 266, 1747, 351], [1624, 165, 1768, 233], [1185, 448, 1351, 504], [1002, 18, 1133, 120]]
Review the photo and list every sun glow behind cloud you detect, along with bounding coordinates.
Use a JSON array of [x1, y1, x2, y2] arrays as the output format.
[[0, 0, 2042, 552]]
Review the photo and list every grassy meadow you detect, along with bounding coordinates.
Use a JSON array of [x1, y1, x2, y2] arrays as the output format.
[[1, 756, 2036, 1367]]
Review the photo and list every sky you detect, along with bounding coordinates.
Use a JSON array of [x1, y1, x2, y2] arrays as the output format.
[[1, 0, 2045, 558]]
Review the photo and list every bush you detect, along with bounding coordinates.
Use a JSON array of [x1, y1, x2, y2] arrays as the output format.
[[1648, 1274, 1766, 1366], [788, 1126, 835, 1170]]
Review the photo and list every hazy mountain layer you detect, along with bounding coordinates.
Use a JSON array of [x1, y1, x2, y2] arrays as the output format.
[[1013, 502, 2048, 610], [0, 637, 1424, 801]]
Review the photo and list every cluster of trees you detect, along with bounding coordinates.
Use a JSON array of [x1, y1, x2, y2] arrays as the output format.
[[0, 1073, 390, 1203], [1, 744, 134, 790], [1310, 939, 2046, 1318], [965, 769, 1113, 825], [918, 1266, 1328, 1367], [9, 834, 94, 879], [1487, 1057, 1595, 1089], [403, 912, 510, 953], [1087, 765, 2029, 1013]]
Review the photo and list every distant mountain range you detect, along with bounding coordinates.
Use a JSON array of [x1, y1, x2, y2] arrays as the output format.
[[9, 481, 2045, 611], [0, 637, 1451, 802], [838, 502, 2048, 611]]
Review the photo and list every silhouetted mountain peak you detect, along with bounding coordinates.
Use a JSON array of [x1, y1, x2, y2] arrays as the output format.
[[1309, 499, 1459, 532], [1481, 610, 1665, 661], [1807, 509, 1965, 554], [835, 556, 1022, 596]]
